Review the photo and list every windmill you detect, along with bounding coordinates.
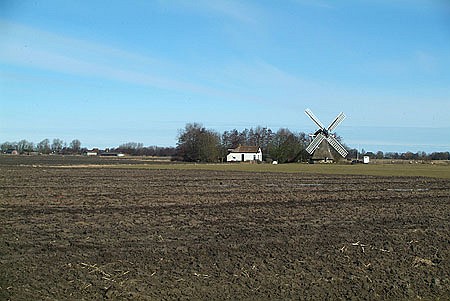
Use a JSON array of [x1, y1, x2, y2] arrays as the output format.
[[304, 108, 348, 161]]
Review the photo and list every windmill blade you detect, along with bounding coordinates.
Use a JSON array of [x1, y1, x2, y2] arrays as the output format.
[[327, 112, 346, 132], [326, 136, 348, 158], [305, 108, 325, 130], [306, 132, 325, 155]]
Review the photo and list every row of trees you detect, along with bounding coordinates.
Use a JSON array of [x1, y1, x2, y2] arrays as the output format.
[[110, 143, 176, 157], [0, 139, 177, 157], [1, 139, 81, 154], [2, 125, 449, 162], [176, 123, 310, 163], [175, 123, 450, 163], [358, 150, 450, 161]]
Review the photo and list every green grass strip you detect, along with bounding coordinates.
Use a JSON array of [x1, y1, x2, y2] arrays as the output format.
[[76, 162, 450, 179]]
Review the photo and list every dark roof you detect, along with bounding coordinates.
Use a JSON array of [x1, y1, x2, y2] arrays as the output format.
[[229, 146, 260, 153]]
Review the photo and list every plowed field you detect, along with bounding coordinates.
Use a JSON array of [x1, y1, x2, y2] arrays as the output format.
[[1, 157, 449, 300]]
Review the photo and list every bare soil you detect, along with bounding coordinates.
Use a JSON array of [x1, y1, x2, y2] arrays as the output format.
[[1, 157, 449, 300]]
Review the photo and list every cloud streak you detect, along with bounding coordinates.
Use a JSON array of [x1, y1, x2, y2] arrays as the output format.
[[2, 19, 449, 131], [0, 20, 240, 100], [0, 20, 325, 109]]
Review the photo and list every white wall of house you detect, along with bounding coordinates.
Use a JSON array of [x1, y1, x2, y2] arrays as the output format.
[[226, 149, 262, 162]]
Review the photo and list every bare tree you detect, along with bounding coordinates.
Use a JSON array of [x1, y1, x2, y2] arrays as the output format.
[[1, 142, 17, 152], [69, 139, 82, 153], [37, 139, 51, 154], [17, 140, 34, 154], [51, 138, 64, 153]]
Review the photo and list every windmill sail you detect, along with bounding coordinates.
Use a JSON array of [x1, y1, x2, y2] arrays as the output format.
[[327, 136, 348, 158], [327, 112, 346, 132], [304, 109, 348, 159], [305, 108, 325, 130], [306, 132, 325, 154]]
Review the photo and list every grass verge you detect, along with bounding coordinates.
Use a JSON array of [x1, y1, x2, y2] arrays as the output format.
[[52, 162, 450, 179]]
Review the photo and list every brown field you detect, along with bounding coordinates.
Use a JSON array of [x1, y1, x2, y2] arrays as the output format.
[[1, 156, 449, 300]]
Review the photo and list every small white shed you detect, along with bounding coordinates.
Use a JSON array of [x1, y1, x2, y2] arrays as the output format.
[[226, 146, 262, 162]]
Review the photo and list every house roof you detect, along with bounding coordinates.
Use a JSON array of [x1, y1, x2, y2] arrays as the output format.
[[229, 146, 260, 153]]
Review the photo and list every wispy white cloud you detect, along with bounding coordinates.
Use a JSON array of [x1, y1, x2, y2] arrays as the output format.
[[0, 20, 305, 109], [2, 20, 449, 131], [0, 20, 166, 68], [0, 20, 317, 109], [0, 20, 235, 98]]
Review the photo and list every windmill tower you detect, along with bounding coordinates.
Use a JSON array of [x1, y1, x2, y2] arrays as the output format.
[[305, 108, 348, 162]]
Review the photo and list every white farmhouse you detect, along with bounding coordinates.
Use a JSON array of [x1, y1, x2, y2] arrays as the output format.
[[226, 146, 262, 162]]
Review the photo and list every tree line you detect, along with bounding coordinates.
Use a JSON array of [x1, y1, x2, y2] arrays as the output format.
[[1, 139, 82, 154], [355, 150, 450, 161], [174, 123, 450, 163], [110, 143, 176, 157], [2, 124, 449, 162], [175, 123, 310, 163], [0, 139, 176, 157]]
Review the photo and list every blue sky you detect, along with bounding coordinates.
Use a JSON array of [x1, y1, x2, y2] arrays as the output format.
[[1, 0, 449, 153]]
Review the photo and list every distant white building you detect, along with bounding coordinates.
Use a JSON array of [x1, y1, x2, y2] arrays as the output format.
[[226, 146, 262, 162], [84, 149, 99, 156]]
